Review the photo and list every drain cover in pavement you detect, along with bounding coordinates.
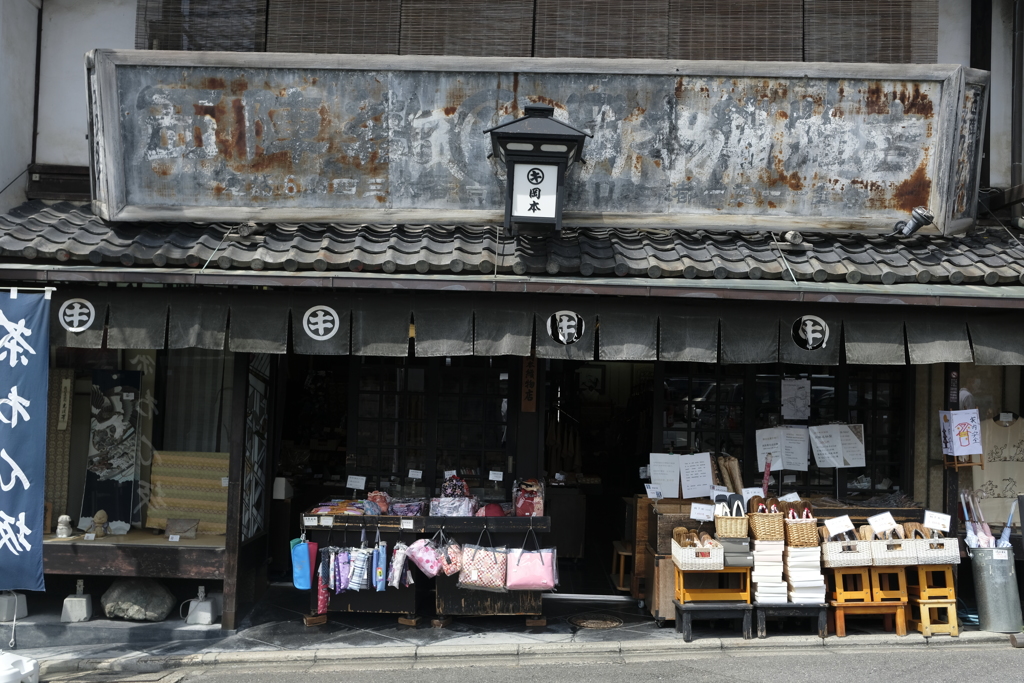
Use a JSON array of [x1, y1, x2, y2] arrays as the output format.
[[569, 614, 623, 629]]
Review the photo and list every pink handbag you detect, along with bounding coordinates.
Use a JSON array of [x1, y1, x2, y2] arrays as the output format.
[[505, 528, 558, 591], [407, 538, 442, 578]]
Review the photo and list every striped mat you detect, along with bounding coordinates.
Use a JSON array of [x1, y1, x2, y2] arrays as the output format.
[[146, 451, 230, 536]]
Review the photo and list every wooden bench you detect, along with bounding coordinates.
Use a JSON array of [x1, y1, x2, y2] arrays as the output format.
[[674, 600, 753, 642], [755, 603, 828, 639], [909, 598, 959, 637], [675, 566, 751, 603], [829, 600, 907, 637]]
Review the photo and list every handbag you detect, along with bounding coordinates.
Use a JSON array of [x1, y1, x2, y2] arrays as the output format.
[[457, 528, 508, 592], [437, 530, 463, 576], [290, 535, 318, 590], [408, 538, 442, 577], [506, 527, 557, 591]]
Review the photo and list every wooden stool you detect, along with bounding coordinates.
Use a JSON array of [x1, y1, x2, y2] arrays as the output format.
[[755, 603, 828, 639], [675, 567, 751, 604], [909, 598, 959, 637], [674, 600, 753, 642], [907, 565, 956, 601], [830, 600, 908, 637], [827, 567, 871, 603], [870, 566, 908, 601], [611, 541, 632, 592]]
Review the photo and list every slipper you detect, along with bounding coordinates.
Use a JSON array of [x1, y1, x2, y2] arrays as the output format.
[[766, 497, 781, 514], [727, 493, 743, 516], [714, 493, 730, 506], [748, 495, 764, 514]]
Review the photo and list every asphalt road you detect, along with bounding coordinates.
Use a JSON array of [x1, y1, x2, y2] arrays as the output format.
[[166, 645, 1021, 683]]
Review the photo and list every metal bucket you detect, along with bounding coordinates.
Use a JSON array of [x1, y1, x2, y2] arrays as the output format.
[[969, 547, 1023, 633]]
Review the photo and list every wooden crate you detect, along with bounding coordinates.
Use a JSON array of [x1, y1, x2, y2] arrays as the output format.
[[630, 496, 685, 598], [645, 543, 676, 623], [648, 502, 693, 555]]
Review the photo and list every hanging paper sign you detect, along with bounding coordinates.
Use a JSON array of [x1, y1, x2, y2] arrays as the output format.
[[0, 292, 50, 592], [808, 424, 866, 468], [709, 484, 729, 499], [824, 515, 855, 536], [949, 409, 983, 457], [780, 492, 801, 503], [408, 469, 423, 480], [868, 512, 898, 536], [346, 476, 366, 490], [303, 516, 319, 527], [689, 503, 715, 522], [781, 379, 811, 420], [742, 487, 763, 507], [489, 471, 504, 482], [649, 453, 680, 498], [923, 510, 951, 532], [938, 411, 953, 455], [679, 453, 714, 499], [644, 484, 663, 500], [400, 519, 414, 530]]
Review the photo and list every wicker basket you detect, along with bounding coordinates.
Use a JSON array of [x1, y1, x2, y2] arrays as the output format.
[[671, 538, 725, 571], [821, 539, 873, 567], [784, 518, 820, 547], [870, 534, 918, 566], [715, 514, 749, 539], [912, 536, 961, 565], [748, 512, 784, 541]]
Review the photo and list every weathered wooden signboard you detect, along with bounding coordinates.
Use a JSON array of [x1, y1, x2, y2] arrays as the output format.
[[87, 50, 988, 235]]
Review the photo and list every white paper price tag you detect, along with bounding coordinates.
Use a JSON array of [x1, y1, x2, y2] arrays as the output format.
[[783, 475, 796, 484], [168, 534, 180, 542], [400, 519, 414, 530], [824, 515, 855, 537], [644, 484, 663, 499], [742, 487, 763, 506], [923, 510, 951, 532], [408, 469, 423, 479], [221, 477, 229, 487], [84, 533, 96, 541], [1000, 412, 1014, 423], [555, 472, 567, 482], [319, 516, 335, 527], [709, 484, 729, 499], [868, 511, 898, 536], [993, 549, 1009, 560], [346, 475, 366, 490], [303, 516, 319, 527], [444, 470, 457, 478], [779, 492, 801, 503], [690, 502, 715, 522], [489, 471, 504, 482]]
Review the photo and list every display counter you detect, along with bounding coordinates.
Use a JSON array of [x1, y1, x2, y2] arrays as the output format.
[[43, 529, 226, 579]]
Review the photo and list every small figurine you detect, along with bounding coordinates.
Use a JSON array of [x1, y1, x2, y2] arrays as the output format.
[[90, 510, 108, 538], [56, 515, 73, 538]]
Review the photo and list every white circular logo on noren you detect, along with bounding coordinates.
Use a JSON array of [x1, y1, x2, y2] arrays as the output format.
[[58, 299, 96, 332], [792, 315, 829, 351], [303, 305, 340, 341]]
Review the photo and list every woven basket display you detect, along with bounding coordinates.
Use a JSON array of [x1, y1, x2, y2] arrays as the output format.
[[870, 527, 918, 566], [912, 536, 960, 565], [818, 525, 872, 567], [784, 518, 820, 547], [714, 514, 749, 539], [671, 538, 725, 571], [748, 512, 784, 541]]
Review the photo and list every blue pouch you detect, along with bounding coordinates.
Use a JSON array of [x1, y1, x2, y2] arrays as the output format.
[[291, 536, 312, 590]]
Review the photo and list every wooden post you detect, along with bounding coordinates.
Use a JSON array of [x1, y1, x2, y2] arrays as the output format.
[[221, 352, 250, 630], [942, 363, 960, 586]]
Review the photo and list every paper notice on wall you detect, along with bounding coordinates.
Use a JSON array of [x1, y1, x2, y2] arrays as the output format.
[[950, 408, 983, 457], [756, 429, 782, 472], [648, 453, 680, 499], [679, 452, 714, 499], [781, 379, 811, 420], [781, 425, 810, 471], [808, 424, 865, 468], [938, 411, 953, 456]]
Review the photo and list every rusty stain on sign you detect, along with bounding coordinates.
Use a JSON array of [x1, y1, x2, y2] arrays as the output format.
[[90, 52, 987, 233]]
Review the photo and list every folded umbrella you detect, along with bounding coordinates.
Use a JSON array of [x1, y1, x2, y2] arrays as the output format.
[[998, 501, 1017, 549]]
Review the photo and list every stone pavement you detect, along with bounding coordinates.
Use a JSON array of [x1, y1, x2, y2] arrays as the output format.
[[8, 589, 1011, 677]]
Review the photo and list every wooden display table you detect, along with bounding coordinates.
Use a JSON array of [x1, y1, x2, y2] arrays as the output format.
[[909, 598, 959, 637], [870, 566, 908, 601], [754, 603, 828, 639], [829, 600, 908, 637], [675, 566, 751, 603], [826, 566, 871, 603], [611, 540, 632, 592], [907, 565, 956, 601], [674, 600, 753, 642]]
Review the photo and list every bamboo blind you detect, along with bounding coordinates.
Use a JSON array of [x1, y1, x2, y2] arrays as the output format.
[[667, 1, 803, 61], [135, 0, 267, 52], [400, 0, 534, 56], [803, 0, 939, 63], [533, 0, 669, 59], [266, 0, 401, 54]]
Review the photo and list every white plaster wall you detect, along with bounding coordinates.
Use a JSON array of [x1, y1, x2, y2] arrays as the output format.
[[989, 0, 1014, 189], [35, 0, 135, 167], [0, 0, 41, 214], [938, 0, 972, 67]]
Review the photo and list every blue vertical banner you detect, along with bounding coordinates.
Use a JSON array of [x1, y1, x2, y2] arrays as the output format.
[[0, 291, 50, 591]]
